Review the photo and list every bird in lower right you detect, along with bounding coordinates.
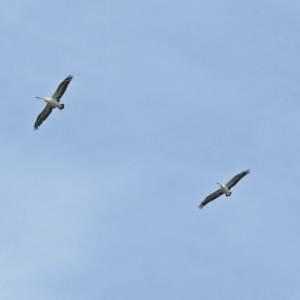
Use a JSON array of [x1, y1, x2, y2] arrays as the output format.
[[199, 169, 250, 209]]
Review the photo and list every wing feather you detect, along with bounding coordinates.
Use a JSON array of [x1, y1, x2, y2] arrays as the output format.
[[51, 75, 73, 102], [225, 169, 250, 190], [199, 189, 223, 209], [34, 105, 53, 130]]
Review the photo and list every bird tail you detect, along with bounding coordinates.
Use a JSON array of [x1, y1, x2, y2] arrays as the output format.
[[59, 104, 64, 110]]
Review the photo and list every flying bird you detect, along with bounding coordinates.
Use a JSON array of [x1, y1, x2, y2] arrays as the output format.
[[199, 169, 250, 209], [34, 75, 73, 130]]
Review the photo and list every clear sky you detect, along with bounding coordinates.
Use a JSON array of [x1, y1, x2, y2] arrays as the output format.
[[1, 1, 300, 299]]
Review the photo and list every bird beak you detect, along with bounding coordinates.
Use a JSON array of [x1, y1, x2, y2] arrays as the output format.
[[35, 97, 42, 99]]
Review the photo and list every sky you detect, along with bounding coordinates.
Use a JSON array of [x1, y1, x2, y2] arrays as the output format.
[[1, 1, 300, 299]]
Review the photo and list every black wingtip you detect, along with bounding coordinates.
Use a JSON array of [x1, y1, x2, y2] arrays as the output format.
[[245, 169, 250, 174], [198, 204, 204, 209]]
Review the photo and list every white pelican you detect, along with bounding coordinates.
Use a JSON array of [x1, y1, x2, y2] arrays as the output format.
[[199, 169, 250, 209], [34, 75, 73, 130]]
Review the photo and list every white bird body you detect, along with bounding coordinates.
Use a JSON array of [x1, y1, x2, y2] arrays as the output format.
[[35, 97, 63, 109], [217, 182, 231, 196]]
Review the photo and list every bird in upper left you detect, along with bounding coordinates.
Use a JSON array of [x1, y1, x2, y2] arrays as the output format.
[[34, 75, 73, 130]]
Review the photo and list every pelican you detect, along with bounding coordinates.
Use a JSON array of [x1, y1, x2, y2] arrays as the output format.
[[199, 169, 250, 209], [34, 75, 73, 130]]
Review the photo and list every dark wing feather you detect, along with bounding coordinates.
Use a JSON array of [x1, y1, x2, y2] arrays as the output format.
[[52, 75, 73, 102], [34, 105, 53, 130], [199, 189, 223, 209], [225, 169, 250, 190]]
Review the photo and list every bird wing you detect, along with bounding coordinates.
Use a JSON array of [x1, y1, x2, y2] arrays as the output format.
[[198, 189, 223, 209], [34, 105, 53, 130], [225, 169, 250, 190], [51, 75, 73, 102]]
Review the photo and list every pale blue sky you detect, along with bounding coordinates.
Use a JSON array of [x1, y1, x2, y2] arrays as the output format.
[[1, 1, 300, 299]]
